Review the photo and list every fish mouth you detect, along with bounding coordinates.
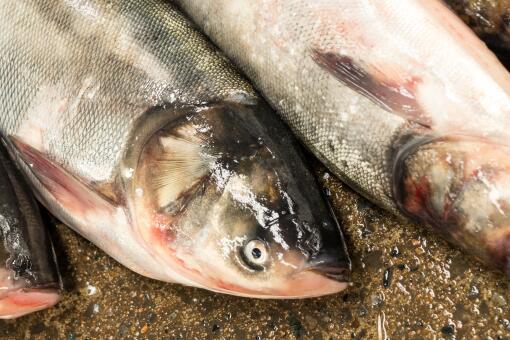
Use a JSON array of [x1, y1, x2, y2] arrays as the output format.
[[0, 287, 60, 319], [306, 245, 352, 283], [208, 272, 350, 299], [312, 266, 350, 282]]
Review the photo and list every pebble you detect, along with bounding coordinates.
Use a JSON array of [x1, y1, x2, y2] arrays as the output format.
[[491, 293, 507, 307]]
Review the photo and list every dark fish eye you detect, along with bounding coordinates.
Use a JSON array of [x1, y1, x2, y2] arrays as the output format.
[[251, 247, 262, 259], [242, 239, 269, 270]]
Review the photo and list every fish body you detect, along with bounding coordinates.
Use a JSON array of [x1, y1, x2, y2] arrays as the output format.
[[176, 0, 510, 272], [445, 0, 510, 68], [0, 141, 61, 319], [0, 1, 350, 298]]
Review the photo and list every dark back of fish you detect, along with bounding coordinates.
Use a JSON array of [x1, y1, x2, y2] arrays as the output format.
[[0, 141, 60, 290]]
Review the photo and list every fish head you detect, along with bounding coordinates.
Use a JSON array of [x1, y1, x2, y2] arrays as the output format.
[[127, 102, 350, 298]]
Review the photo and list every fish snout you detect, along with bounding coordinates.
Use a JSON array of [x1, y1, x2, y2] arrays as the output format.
[[306, 248, 351, 282]]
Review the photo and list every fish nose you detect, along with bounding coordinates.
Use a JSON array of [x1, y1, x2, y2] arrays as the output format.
[[307, 249, 351, 282]]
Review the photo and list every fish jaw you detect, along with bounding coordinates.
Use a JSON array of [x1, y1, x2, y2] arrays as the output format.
[[394, 137, 510, 273], [0, 288, 60, 319], [0, 269, 60, 319], [207, 271, 349, 299]]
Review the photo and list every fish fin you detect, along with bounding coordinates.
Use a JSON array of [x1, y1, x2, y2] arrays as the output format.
[[148, 129, 214, 211], [9, 136, 116, 219], [311, 49, 430, 127]]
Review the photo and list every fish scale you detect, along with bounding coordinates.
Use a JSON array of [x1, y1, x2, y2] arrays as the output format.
[[0, 0, 254, 183]]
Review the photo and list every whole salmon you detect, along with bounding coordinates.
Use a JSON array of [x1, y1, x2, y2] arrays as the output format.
[[176, 0, 510, 273], [0, 1, 350, 298]]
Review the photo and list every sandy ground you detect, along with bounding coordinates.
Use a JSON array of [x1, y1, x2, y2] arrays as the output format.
[[1, 165, 509, 339]]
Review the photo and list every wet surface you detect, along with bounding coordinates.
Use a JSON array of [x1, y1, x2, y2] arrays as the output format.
[[1, 165, 509, 339], [445, 0, 510, 41], [445, 0, 510, 67]]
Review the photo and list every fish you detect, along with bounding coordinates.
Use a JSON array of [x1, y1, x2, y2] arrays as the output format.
[[0, 0, 350, 298], [0, 140, 61, 319], [176, 0, 510, 273], [445, 0, 510, 68]]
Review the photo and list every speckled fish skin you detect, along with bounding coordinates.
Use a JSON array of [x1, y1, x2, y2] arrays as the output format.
[[0, 141, 61, 319], [0, 0, 350, 298], [176, 0, 510, 273]]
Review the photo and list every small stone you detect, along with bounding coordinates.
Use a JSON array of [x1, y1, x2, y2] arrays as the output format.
[[396, 264, 406, 271], [415, 246, 425, 255], [371, 294, 384, 308], [500, 319, 510, 330], [118, 322, 130, 337], [491, 293, 507, 307], [212, 324, 220, 333], [140, 324, 148, 334], [383, 267, 393, 288], [84, 303, 100, 318], [441, 324, 455, 335], [468, 284, 480, 298], [411, 239, 421, 247], [358, 305, 368, 317], [390, 246, 400, 257], [66, 331, 76, 340]]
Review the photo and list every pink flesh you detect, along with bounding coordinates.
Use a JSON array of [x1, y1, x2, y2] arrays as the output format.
[[0, 289, 60, 319]]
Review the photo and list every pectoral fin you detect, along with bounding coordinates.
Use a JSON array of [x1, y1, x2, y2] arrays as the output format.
[[9, 136, 117, 223], [311, 49, 429, 127]]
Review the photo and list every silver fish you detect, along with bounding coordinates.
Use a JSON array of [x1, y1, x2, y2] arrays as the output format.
[[176, 0, 510, 273], [0, 0, 350, 298], [0, 140, 61, 319]]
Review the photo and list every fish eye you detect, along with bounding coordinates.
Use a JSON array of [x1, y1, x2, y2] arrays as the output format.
[[242, 239, 269, 270]]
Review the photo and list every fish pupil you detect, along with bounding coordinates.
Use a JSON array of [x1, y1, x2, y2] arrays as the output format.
[[251, 248, 262, 259]]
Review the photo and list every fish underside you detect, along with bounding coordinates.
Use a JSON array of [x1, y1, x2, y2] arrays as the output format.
[[0, 0, 351, 299], [176, 0, 510, 274], [0, 140, 61, 319]]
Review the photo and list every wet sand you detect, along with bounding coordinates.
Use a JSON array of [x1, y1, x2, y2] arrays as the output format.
[[1, 165, 509, 339]]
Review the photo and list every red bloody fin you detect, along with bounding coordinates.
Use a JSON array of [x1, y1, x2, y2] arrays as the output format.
[[9, 136, 116, 219], [311, 49, 429, 127]]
